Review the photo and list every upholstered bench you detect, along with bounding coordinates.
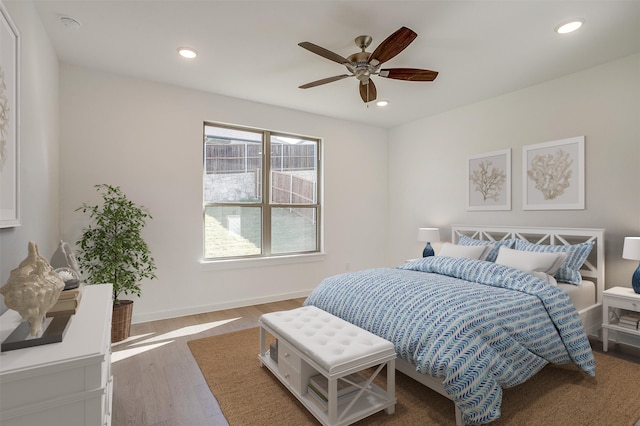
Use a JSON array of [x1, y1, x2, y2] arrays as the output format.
[[258, 306, 396, 426]]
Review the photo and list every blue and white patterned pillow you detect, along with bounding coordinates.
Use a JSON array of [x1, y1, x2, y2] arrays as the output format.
[[456, 234, 515, 262], [513, 239, 594, 285]]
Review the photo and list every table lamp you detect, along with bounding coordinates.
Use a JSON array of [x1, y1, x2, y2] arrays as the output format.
[[418, 228, 440, 257], [623, 237, 640, 294]]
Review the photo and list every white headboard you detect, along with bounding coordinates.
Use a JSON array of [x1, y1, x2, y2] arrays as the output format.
[[451, 225, 605, 304]]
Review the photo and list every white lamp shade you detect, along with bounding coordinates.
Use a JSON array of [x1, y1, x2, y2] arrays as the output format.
[[418, 227, 441, 243], [623, 237, 640, 261]]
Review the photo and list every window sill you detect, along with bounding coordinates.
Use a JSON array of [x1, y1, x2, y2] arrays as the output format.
[[200, 252, 326, 271]]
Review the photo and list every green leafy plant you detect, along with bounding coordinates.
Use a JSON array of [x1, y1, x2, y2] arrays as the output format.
[[76, 184, 157, 304]]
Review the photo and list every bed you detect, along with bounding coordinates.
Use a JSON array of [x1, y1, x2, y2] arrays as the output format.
[[451, 225, 604, 337], [303, 225, 604, 425]]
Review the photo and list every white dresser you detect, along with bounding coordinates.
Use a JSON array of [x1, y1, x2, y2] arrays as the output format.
[[0, 284, 113, 426]]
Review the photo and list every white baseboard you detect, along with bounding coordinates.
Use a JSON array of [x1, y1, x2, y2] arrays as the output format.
[[131, 289, 313, 324]]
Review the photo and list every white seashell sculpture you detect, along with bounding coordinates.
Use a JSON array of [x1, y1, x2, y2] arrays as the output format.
[[0, 241, 65, 335]]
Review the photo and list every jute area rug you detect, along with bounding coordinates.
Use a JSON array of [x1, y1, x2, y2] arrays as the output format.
[[188, 328, 640, 425]]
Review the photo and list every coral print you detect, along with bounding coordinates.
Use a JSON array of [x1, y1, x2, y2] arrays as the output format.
[[527, 148, 573, 200], [470, 160, 506, 202], [467, 149, 511, 211]]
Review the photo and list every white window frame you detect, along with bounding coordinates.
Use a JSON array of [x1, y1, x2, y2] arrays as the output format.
[[202, 122, 323, 264]]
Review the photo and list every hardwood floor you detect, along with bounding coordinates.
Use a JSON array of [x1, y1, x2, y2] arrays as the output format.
[[111, 298, 306, 426], [111, 299, 640, 426]]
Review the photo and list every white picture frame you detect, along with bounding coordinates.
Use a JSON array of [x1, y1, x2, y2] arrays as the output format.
[[467, 149, 511, 211], [522, 136, 585, 210], [0, 1, 19, 228]]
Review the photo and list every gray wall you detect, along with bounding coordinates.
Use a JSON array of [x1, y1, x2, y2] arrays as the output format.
[[388, 53, 640, 289], [58, 64, 389, 323], [0, 1, 59, 314]]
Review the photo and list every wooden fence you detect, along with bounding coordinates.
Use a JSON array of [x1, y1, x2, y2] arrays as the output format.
[[205, 143, 316, 174], [270, 171, 317, 223]]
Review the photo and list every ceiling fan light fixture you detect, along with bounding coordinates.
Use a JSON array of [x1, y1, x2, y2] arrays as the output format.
[[376, 100, 389, 107], [177, 47, 197, 59], [555, 20, 583, 34]]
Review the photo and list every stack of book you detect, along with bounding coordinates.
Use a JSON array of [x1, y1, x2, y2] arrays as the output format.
[[47, 285, 84, 317], [618, 312, 640, 330], [306, 372, 367, 411]]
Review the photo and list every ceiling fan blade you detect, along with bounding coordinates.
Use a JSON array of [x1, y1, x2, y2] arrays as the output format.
[[379, 68, 439, 81], [298, 42, 352, 65], [359, 79, 377, 103], [368, 27, 417, 66], [299, 74, 351, 89]]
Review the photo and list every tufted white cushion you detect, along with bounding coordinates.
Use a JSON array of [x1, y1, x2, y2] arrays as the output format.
[[260, 306, 395, 375]]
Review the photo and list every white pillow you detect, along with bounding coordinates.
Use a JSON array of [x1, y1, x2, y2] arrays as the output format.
[[438, 243, 490, 260], [530, 271, 559, 286], [495, 246, 567, 276]]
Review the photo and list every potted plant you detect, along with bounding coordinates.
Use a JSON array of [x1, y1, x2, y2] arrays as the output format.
[[76, 184, 157, 342]]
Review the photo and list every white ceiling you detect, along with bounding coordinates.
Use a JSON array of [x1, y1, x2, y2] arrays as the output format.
[[32, 0, 640, 128]]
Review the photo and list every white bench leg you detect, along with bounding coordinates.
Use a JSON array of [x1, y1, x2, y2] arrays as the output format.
[[259, 328, 266, 367], [328, 377, 338, 424], [385, 359, 395, 415]]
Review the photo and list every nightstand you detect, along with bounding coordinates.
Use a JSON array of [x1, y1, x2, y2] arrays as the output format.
[[602, 287, 640, 352]]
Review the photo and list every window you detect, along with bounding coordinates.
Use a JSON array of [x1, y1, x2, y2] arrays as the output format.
[[203, 122, 321, 260]]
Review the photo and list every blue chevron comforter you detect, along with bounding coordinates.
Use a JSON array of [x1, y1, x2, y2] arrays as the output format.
[[303, 257, 595, 425]]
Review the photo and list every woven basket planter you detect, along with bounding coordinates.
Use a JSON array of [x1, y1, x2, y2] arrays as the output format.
[[112, 300, 133, 343]]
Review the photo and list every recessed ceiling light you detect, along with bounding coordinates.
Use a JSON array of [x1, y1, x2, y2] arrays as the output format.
[[376, 100, 389, 107], [555, 20, 583, 34], [177, 47, 197, 59]]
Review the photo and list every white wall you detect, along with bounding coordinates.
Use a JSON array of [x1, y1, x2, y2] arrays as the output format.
[[5, 6, 637, 324], [59, 64, 388, 323], [388, 53, 640, 289], [0, 1, 59, 314]]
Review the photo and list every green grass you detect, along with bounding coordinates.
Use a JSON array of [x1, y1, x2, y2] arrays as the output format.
[[204, 208, 317, 258]]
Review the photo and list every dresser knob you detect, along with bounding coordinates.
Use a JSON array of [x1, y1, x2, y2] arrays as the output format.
[[284, 352, 289, 358]]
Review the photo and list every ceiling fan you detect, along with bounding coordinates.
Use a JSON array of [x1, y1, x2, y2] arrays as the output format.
[[298, 26, 438, 103]]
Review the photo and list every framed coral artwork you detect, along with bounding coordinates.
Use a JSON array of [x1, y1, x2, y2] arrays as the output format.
[[523, 136, 585, 210], [467, 149, 511, 211], [0, 2, 19, 228]]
